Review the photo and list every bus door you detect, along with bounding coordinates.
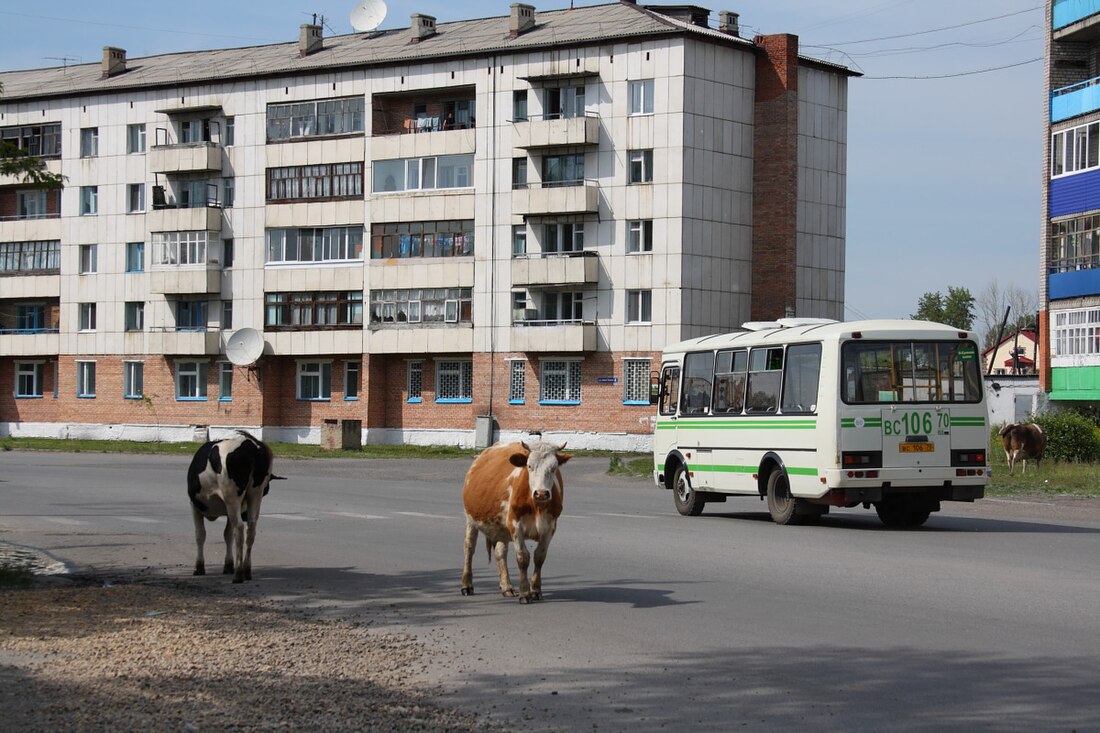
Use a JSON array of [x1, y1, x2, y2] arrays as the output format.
[[655, 363, 680, 467]]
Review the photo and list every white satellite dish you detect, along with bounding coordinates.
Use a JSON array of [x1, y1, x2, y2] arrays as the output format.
[[350, 0, 387, 32], [225, 327, 265, 366]]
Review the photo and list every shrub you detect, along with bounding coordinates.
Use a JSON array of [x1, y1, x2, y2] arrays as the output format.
[[1033, 410, 1100, 463]]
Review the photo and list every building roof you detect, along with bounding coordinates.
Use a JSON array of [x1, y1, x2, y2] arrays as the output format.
[[0, 2, 855, 103], [980, 328, 1038, 358]]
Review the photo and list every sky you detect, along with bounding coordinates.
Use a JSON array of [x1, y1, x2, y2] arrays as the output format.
[[0, 0, 1044, 328]]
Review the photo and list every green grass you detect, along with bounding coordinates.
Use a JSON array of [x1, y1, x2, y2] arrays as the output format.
[[986, 445, 1100, 497], [0, 562, 34, 588]]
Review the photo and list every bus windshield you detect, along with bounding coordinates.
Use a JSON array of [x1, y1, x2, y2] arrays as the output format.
[[841, 340, 982, 404]]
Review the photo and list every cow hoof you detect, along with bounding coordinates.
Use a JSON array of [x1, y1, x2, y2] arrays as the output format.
[[232, 576, 244, 584], [222, 566, 233, 575], [193, 566, 205, 576], [528, 591, 542, 602], [501, 589, 516, 598], [461, 586, 474, 596], [519, 595, 530, 604]]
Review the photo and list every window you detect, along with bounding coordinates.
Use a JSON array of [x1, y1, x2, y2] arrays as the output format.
[[179, 180, 217, 208], [267, 226, 364, 263], [176, 299, 207, 331], [512, 225, 527, 257], [267, 163, 363, 202], [124, 301, 144, 331], [16, 190, 47, 220], [15, 362, 44, 398], [0, 240, 60, 273], [658, 365, 681, 416], [128, 183, 145, 213], [219, 362, 233, 401], [436, 360, 473, 402], [124, 361, 144, 399], [152, 231, 209, 266], [80, 127, 98, 157], [78, 303, 96, 331], [408, 360, 423, 402], [80, 186, 98, 215], [372, 154, 474, 192], [1, 122, 62, 158], [126, 242, 145, 272], [223, 177, 235, 208], [266, 97, 365, 141], [265, 291, 363, 328], [221, 300, 234, 329], [176, 361, 208, 400], [127, 124, 146, 153], [623, 358, 651, 404], [512, 157, 528, 189], [224, 117, 235, 146], [542, 153, 584, 186], [629, 79, 655, 115], [1052, 120, 1100, 177], [369, 221, 473, 259], [629, 149, 654, 183], [681, 351, 714, 415], [78, 244, 97, 274], [76, 361, 96, 398], [781, 344, 822, 414], [513, 89, 528, 121], [297, 361, 332, 400], [14, 303, 46, 333], [540, 360, 581, 403], [543, 291, 584, 323], [627, 220, 653, 253], [841, 340, 983, 404], [1049, 214, 1100, 273], [509, 360, 526, 404], [222, 239, 234, 268], [626, 290, 652, 323], [345, 361, 360, 400], [746, 347, 784, 413], [713, 349, 748, 414], [544, 222, 583, 253], [545, 86, 585, 119], [370, 288, 471, 325]]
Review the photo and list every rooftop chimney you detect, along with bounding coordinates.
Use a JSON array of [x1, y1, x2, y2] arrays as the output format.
[[510, 3, 536, 37], [718, 11, 739, 37], [299, 24, 323, 56], [101, 47, 126, 79], [411, 13, 437, 42]]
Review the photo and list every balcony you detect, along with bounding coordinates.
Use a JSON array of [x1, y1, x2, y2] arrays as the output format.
[[264, 328, 364, 356], [512, 114, 600, 149], [372, 88, 476, 137], [510, 319, 597, 352], [149, 142, 222, 174], [366, 326, 473, 354], [149, 266, 221, 295], [148, 205, 223, 234], [147, 328, 222, 355], [1054, 0, 1100, 33], [511, 251, 598, 287], [0, 329, 59, 357], [512, 180, 599, 217], [1052, 77, 1100, 123]]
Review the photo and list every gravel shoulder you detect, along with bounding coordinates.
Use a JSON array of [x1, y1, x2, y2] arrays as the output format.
[[0, 576, 506, 733]]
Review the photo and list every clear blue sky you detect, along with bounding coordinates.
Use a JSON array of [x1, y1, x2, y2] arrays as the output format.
[[0, 0, 1043, 326]]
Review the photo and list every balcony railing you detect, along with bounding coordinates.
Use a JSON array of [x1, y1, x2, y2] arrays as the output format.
[[512, 179, 599, 216], [512, 113, 600, 149], [1052, 76, 1100, 122]]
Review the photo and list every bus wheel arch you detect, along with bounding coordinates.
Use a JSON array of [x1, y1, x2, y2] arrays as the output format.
[[760, 454, 824, 525], [671, 462, 706, 516]]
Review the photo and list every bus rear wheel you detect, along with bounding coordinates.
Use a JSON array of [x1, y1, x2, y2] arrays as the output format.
[[672, 466, 705, 516], [766, 470, 805, 525]]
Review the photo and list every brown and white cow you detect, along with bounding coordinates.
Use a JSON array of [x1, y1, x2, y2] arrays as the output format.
[[999, 422, 1046, 475], [461, 440, 571, 603], [187, 431, 278, 583]]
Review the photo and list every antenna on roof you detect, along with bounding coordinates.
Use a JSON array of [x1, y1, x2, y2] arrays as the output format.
[[45, 56, 80, 68], [349, 0, 387, 32]]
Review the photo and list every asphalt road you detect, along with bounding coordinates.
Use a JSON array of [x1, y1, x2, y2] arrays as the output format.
[[2, 449, 1099, 732]]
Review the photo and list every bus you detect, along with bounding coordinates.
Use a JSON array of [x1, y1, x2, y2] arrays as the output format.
[[652, 318, 989, 527]]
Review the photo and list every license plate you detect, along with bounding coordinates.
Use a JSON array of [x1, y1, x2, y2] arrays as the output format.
[[899, 442, 934, 453]]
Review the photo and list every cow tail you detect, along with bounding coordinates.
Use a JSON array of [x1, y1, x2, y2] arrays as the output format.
[[484, 535, 493, 564]]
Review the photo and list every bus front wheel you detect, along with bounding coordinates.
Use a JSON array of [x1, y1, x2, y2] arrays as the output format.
[[672, 466, 705, 516], [766, 470, 804, 525]]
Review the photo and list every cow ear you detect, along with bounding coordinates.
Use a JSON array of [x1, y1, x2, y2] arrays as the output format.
[[557, 452, 573, 465], [509, 452, 529, 468]]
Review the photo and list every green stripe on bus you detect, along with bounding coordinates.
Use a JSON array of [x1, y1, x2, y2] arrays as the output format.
[[950, 417, 986, 426], [654, 420, 817, 431], [687, 464, 819, 477]]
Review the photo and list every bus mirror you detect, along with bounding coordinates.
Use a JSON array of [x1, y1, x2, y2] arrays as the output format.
[[650, 371, 661, 405]]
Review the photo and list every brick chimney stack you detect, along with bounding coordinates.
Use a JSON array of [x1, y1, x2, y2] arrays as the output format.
[[510, 3, 535, 37], [101, 47, 126, 78], [299, 24, 323, 56], [411, 13, 436, 42], [718, 11, 740, 37]]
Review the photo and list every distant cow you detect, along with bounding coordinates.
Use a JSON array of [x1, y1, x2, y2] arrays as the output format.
[[461, 441, 571, 603], [1000, 422, 1046, 475], [187, 431, 278, 583]]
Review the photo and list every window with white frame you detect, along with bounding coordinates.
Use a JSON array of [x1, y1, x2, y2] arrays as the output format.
[[79, 244, 97, 274], [629, 149, 654, 183], [219, 362, 233, 400], [126, 242, 145, 272], [76, 361, 96, 398], [436, 360, 473, 402], [371, 154, 474, 192], [78, 302, 96, 331], [627, 220, 653, 253], [266, 226, 363, 263], [124, 361, 144, 399], [266, 97, 364, 141], [124, 301, 144, 331], [1052, 307, 1100, 359], [176, 360, 208, 400], [512, 224, 527, 257], [509, 360, 525, 404], [345, 361, 360, 400], [15, 362, 44, 398], [80, 186, 98, 215], [17, 190, 47, 219], [221, 299, 233, 329], [512, 157, 528, 189], [79, 127, 98, 157], [369, 288, 469, 325], [1052, 120, 1100, 177], [544, 222, 583, 253], [627, 290, 653, 323], [224, 117, 235, 145], [152, 231, 208, 266], [513, 89, 528, 121], [545, 85, 585, 119], [629, 79, 655, 115], [224, 177, 234, 208], [540, 360, 581, 403], [408, 360, 423, 402], [297, 361, 332, 400], [128, 183, 145, 213], [127, 123, 146, 154], [623, 358, 651, 404]]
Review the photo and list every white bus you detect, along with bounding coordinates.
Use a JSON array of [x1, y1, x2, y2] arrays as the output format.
[[652, 319, 989, 527]]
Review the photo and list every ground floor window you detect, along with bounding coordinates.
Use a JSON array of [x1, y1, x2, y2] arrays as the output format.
[[219, 362, 233, 401], [540, 360, 581, 404], [623, 358, 651, 404], [15, 362, 43, 397], [509, 360, 525, 404], [408, 360, 423, 402], [345, 361, 360, 400], [297, 361, 332, 400], [436, 360, 472, 402], [76, 361, 96, 398], [176, 361, 208, 400], [124, 361, 144, 399]]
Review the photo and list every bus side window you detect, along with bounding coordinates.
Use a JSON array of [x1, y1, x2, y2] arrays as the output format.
[[746, 347, 783, 413], [713, 349, 747, 414], [781, 343, 822, 413], [682, 351, 715, 415], [658, 366, 680, 416]]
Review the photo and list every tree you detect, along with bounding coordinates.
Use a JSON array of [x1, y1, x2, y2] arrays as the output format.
[[911, 286, 975, 330], [975, 279, 1038, 349], [0, 82, 65, 189]]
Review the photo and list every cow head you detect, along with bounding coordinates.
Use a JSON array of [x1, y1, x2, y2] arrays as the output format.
[[511, 441, 572, 503]]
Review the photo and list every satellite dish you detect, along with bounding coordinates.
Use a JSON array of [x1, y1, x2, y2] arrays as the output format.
[[350, 0, 387, 32], [225, 327, 265, 366]]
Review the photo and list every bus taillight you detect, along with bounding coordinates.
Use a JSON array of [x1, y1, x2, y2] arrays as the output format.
[[841, 451, 882, 469], [951, 449, 986, 467]]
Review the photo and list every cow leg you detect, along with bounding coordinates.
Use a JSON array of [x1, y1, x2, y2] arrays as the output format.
[[221, 521, 234, 575], [221, 492, 247, 583], [495, 539, 515, 597], [192, 505, 207, 575], [461, 518, 478, 595], [514, 536, 533, 603], [240, 493, 262, 582], [528, 532, 554, 602]]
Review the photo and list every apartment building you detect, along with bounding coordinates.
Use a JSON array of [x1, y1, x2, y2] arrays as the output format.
[[0, 1, 854, 450]]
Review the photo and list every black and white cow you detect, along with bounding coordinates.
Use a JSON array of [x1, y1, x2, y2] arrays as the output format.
[[187, 431, 278, 583]]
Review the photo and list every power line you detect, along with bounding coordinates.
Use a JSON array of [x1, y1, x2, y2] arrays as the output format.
[[0, 10, 274, 45], [862, 56, 1042, 79], [817, 6, 1041, 47]]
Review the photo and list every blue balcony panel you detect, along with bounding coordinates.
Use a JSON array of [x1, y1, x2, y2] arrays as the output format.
[[1051, 78, 1100, 123], [1048, 268, 1100, 299], [1050, 167, 1100, 217], [1054, 0, 1100, 30]]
